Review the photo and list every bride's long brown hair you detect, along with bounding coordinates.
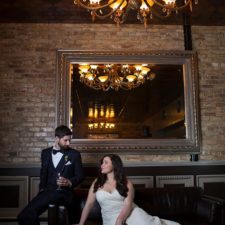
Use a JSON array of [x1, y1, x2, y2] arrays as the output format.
[[93, 154, 128, 197]]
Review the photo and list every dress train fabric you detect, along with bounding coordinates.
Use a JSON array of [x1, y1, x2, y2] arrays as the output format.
[[96, 189, 180, 225]]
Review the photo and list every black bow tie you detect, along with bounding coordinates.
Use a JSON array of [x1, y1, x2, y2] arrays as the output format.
[[52, 149, 64, 155]]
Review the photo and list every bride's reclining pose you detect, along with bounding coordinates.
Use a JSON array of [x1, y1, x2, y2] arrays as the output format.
[[74, 154, 181, 225]]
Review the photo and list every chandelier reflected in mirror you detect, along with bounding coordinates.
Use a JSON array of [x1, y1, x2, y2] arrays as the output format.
[[73, 0, 198, 28], [78, 63, 156, 91]]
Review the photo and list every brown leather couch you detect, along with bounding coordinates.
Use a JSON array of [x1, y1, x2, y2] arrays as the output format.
[[48, 187, 223, 225]]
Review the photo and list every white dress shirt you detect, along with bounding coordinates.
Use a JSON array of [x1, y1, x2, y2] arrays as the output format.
[[52, 149, 63, 168]]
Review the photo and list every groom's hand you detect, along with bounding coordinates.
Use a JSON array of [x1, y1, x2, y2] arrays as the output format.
[[57, 176, 72, 187]]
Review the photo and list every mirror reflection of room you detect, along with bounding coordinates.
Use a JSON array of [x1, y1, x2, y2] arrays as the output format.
[[71, 63, 185, 139]]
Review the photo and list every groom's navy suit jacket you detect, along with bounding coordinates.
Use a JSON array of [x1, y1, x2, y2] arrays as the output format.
[[17, 147, 84, 225], [39, 146, 84, 192]]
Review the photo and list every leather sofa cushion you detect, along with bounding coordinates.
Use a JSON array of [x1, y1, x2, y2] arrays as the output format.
[[134, 187, 202, 219]]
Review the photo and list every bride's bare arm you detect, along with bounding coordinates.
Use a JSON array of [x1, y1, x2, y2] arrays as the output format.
[[74, 180, 97, 225], [115, 180, 134, 225]]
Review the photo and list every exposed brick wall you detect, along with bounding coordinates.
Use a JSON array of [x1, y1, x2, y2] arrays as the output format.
[[0, 23, 224, 164], [192, 26, 225, 160]]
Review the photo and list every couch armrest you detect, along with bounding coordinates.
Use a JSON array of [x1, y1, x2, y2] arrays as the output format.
[[197, 195, 223, 225]]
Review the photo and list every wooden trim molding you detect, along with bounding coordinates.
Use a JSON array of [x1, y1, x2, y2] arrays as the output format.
[[156, 175, 194, 187], [0, 176, 28, 219], [197, 174, 225, 189]]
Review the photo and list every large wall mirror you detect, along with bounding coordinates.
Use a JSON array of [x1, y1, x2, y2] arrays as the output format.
[[56, 50, 200, 154]]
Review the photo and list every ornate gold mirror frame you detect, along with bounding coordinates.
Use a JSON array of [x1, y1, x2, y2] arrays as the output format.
[[56, 50, 200, 154]]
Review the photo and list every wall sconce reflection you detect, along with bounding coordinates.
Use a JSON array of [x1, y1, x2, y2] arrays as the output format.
[[88, 103, 116, 130], [70, 107, 73, 129], [88, 122, 115, 130]]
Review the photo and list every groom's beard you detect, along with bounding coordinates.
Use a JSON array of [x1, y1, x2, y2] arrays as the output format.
[[58, 142, 69, 150]]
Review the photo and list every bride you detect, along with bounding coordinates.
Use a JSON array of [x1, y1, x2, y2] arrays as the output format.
[[74, 154, 180, 225]]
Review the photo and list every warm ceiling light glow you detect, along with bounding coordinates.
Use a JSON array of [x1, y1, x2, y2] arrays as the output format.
[[77, 63, 155, 91], [126, 75, 136, 82], [134, 65, 142, 71], [109, 0, 127, 9], [94, 107, 98, 118], [105, 107, 110, 118], [88, 107, 94, 117], [100, 105, 104, 117], [163, 0, 175, 5], [79, 65, 90, 73], [90, 0, 100, 5], [85, 73, 95, 81], [141, 67, 151, 75], [140, 1, 148, 10], [73, 0, 197, 28], [98, 75, 108, 82], [90, 65, 98, 69], [88, 104, 116, 130]]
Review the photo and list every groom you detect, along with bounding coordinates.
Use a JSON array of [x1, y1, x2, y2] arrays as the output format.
[[17, 125, 84, 225]]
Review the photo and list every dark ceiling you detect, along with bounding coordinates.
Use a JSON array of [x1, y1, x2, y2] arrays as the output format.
[[0, 0, 225, 26]]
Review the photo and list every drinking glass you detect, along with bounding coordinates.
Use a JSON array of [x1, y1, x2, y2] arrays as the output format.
[[56, 172, 62, 190]]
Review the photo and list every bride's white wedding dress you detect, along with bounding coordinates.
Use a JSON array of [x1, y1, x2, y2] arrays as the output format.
[[96, 189, 180, 225]]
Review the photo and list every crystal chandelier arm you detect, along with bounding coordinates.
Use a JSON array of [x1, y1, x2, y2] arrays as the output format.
[[143, 0, 172, 19], [151, 9, 171, 18], [76, 0, 122, 11], [151, 0, 192, 11], [92, 7, 121, 20], [138, 0, 170, 25], [76, 0, 126, 21], [93, 0, 127, 20]]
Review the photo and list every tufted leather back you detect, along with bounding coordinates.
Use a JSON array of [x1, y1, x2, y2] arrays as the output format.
[[74, 187, 203, 220], [71, 187, 219, 225], [134, 187, 202, 220]]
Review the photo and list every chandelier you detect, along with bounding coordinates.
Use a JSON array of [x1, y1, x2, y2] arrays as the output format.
[[78, 63, 156, 91], [73, 0, 198, 28]]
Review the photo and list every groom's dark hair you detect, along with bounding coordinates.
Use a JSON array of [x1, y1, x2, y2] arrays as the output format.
[[55, 125, 72, 138]]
